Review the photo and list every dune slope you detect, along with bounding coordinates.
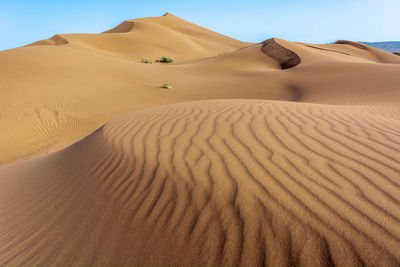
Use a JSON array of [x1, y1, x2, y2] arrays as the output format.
[[1, 99, 400, 266], [2, 29, 400, 165], [30, 13, 247, 61]]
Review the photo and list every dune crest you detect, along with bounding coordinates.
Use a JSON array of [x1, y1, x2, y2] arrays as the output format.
[[335, 40, 368, 50], [29, 34, 69, 46], [335, 40, 400, 64], [102, 21, 135, 33]]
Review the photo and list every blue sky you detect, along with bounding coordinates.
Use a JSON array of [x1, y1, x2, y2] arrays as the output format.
[[1, 0, 399, 50]]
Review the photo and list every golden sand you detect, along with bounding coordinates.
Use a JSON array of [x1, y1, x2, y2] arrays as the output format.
[[1, 13, 400, 266]]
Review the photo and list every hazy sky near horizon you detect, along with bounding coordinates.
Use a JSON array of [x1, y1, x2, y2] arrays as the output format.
[[1, 0, 399, 50]]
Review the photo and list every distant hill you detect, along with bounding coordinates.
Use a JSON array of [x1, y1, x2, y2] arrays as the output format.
[[361, 41, 400, 53]]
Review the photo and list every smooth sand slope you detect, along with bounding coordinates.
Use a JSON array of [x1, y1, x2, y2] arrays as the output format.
[[1, 100, 400, 266], [1, 13, 400, 266]]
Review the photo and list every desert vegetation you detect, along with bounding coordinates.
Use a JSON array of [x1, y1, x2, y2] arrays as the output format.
[[156, 56, 174, 63], [161, 83, 172, 88], [141, 58, 152, 64]]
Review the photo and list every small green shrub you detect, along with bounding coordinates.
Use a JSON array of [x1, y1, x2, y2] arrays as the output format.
[[157, 57, 174, 63], [141, 58, 152, 64], [162, 83, 172, 89]]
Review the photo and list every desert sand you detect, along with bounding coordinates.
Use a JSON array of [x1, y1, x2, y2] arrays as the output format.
[[1, 13, 400, 266]]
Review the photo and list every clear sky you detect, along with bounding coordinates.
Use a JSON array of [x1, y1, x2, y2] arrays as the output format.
[[1, 0, 399, 51]]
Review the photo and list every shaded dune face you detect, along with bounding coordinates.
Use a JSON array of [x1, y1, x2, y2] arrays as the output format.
[[29, 34, 69, 46], [261, 38, 301, 69], [102, 21, 136, 33], [1, 99, 400, 266], [335, 40, 368, 50]]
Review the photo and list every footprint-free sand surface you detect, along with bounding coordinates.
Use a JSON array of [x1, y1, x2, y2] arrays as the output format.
[[1, 13, 400, 266]]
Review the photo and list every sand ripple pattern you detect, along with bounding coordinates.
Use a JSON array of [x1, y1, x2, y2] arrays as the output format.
[[1, 99, 400, 266]]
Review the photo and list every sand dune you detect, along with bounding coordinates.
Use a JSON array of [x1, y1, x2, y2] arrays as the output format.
[[1, 13, 400, 266], [1, 99, 400, 266], [30, 13, 247, 62], [2, 28, 400, 165]]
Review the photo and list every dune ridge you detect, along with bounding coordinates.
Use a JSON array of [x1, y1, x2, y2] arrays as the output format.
[[102, 21, 136, 33], [1, 99, 400, 266], [335, 40, 368, 50], [30, 34, 69, 46]]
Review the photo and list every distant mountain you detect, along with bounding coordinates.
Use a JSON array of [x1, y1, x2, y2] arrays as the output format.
[[361, 41, 400, 53]]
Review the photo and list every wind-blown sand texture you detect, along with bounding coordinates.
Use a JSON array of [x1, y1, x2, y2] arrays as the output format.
[[1, 13, 400, 266]]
